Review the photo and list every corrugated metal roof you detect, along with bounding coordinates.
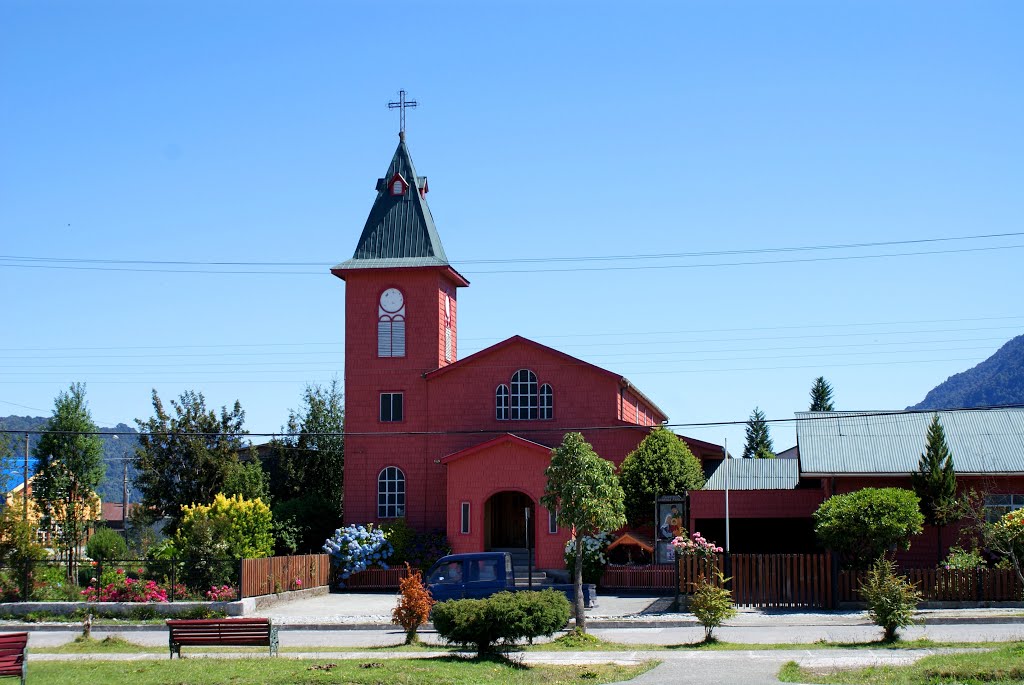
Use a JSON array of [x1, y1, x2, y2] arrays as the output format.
[[333, 135, 450, 271], [796, 408, 1024, 474], [703, 458, 800, 490]]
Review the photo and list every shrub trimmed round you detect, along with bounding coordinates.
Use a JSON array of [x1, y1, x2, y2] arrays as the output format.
[[431, 589, 571, 653]]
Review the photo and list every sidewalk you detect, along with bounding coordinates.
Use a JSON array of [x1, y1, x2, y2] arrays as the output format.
[[256, 591, 1024, 629]]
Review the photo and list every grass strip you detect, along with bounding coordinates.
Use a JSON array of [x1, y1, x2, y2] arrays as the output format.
[[24, 655, 656, 685], [778, 641, 1024, 684]]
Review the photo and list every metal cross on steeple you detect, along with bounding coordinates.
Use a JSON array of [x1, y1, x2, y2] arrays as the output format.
[[388, 90, 418, 136]]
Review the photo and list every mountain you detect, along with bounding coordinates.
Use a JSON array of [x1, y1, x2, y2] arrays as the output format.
[[0, 415, 140, 503], [909, 334, 1024, 410]]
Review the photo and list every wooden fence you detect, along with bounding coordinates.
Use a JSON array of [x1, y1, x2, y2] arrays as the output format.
[[343, 567, 408, 590], [839, 568, 1023, 603], [600, 565, 677, 590], [240, 554, 330, 599], [678, 554, 832, 609]]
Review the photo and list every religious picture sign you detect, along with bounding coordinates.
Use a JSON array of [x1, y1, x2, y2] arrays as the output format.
[[656, 495, 686, 564]]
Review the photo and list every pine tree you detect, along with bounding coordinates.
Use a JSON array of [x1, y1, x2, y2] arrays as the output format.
[[911, 414, 957, 563], [742, 407, 775, 459], [809, 376, 835, 412]]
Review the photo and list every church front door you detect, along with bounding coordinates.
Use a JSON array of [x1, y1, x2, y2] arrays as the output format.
[[485, 491, 535, 549]]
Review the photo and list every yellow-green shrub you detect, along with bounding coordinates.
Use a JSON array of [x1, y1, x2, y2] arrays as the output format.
[[178, 493, 273, 559]]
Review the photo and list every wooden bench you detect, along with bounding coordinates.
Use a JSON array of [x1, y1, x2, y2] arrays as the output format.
[[0, 632, 28, 685], [166, 618, 278, 659]]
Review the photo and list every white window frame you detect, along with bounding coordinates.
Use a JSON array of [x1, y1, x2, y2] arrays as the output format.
[[380, 393, 404, 422], [539, 384, 553, 420], [510, 369, 538, 420], [378, 466, 406, 518], [495, 384, 509, 420]]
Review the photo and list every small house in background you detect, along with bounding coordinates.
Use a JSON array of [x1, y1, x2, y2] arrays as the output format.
[[3, 476, 102, 547], [99, 501, 139, 535]]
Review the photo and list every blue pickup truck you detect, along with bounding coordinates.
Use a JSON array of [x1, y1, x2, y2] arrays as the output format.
[[425, 552, 594, 607]]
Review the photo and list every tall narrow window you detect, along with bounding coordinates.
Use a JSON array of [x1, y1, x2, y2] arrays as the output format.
[[380, 393, 404, 422], [460, 502, 471, 534], [510, 369, 538, 420], [443, 295, 453, 362], [495, 385, 510, 420], [378, 288, 406, 358], [539, 384, 553, 420], [378, 467, 406, 518], [548, 509, 558, 534]]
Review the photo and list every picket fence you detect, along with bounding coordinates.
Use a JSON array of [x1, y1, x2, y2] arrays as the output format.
[[839, 567, 1023, 603], [240, 554, 330, 599]]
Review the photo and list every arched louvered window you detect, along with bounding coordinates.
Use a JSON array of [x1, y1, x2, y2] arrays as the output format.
[[539, 384, 553, 420], [510, 369, 538, 420], [496, 384, 510, 420], [378, 288, 406, 358], [378, 466, 406, 518]]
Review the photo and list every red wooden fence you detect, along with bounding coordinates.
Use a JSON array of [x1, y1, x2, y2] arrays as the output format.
[[241, 554, 330, 599], [600, 565, 677, 589], [677, 553, 832, 609], [343, 567, 408, 590], [839, 568, 1023, 603]]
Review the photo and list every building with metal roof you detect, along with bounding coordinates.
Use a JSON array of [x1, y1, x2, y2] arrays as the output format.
[[703, 458, 800, 490], [796, 408, 1024, 476]]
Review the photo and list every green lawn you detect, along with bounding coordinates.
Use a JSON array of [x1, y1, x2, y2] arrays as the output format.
[[31, 634, 1013, 656], [25, 656, 656, 685], [778, 642, 1024, 684]]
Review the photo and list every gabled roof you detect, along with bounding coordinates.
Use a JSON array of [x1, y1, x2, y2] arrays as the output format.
[[423, 335, 669, 422], [703, 458, 799, 490], [440, 433, 552, 465], [796, 408, 1024, 475], [332, 135, 460, 275]]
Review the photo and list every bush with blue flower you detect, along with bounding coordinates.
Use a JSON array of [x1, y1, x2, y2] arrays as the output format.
[[323, 524, 394, 587]]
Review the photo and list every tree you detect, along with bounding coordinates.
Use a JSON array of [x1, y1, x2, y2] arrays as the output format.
[[910, 414, 957, 564], [541, 432, 625, 633], [742, 407, 775, 459], [809, 376, 835, 412], [986, 508, 1024, 587], [34, 383, 105, 579], [268, 381, 345, 551], [619, 427, 705, 525], [134, 389, 250, 533], [392, 563, 435, 645], [177, 493, 273, 560], [813, 488, 924, 569]]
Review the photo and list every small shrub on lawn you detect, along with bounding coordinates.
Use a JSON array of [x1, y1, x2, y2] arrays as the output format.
[[859, 557, 922, 641], [392, 563, 435, 644], [553, 628, 603, 649], [689, 572, 736, 641], [432, 590, 571, 654]]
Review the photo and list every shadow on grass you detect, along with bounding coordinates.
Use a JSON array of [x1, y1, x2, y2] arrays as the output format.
[[425, 653, 531, 670]]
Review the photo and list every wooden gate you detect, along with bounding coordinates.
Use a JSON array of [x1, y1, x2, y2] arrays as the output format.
[[679, 553, 834, 609]]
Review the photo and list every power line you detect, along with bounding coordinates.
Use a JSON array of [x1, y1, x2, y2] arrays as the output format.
[[1, 232, 1021, 275], [4, 403, 1022, 438]]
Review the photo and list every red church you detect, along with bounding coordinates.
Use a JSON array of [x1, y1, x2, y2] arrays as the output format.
[[332, 133, 721, 569]]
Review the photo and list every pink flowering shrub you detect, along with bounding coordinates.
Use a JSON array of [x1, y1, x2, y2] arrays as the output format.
[[670, 532, 723, 562], [81, 568, 169, 603], [204, 584, 238, 601]]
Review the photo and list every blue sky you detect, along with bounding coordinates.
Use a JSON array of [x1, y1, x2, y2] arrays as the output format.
[[2, 1, 1022, 455]]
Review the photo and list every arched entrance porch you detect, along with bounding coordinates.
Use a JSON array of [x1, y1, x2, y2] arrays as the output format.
[[484, 490, 536, 551]]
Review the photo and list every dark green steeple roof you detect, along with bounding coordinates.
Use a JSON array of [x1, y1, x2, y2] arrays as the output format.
[[333, 134, 451, 271]]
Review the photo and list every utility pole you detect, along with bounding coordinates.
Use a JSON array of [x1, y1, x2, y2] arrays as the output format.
[[23, 432, 29, 521], [122, 462, 129, 544]]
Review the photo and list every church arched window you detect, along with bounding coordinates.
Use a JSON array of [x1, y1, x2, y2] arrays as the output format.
[[378, 288, 406, 358], [539, 384, 553, 420], [378, 466, 406, 518], [496, 384, 510, 420], [510, 369, 539, 420]]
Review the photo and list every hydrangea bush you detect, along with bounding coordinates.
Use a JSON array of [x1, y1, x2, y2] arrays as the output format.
[[323, 524, 394, 586], [563, 532, 613, 584]]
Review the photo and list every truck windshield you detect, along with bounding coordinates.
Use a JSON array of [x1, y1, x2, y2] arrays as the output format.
[[428, 561, 463, 585]]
